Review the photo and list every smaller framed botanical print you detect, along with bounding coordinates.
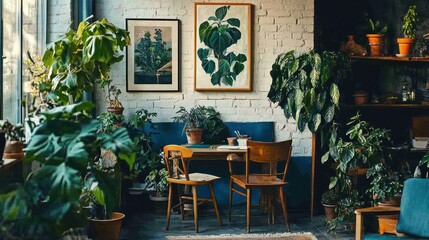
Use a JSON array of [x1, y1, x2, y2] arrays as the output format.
[[126, 19, 180, 92]]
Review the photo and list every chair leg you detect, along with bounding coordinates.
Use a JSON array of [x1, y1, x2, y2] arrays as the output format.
[[279, 186, 290, 231], [192, 186, 199, 233], [229, 180, 233, 222], [246, 188, 252, 233], [177, 185, 185, 220], [166, 183, 173, 230], [209, 183, 222, 225]]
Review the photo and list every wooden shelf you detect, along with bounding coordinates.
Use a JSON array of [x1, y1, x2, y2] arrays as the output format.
[[341, 104, 429, 109], [351, 55, 429, 62], [409, 147, 429, 153]]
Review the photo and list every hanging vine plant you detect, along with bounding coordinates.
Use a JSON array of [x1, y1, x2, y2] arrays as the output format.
[[267, 50, 351, 132]]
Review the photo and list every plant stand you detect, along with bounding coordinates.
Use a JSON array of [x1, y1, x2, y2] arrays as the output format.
[[377, 214, 400, 236]]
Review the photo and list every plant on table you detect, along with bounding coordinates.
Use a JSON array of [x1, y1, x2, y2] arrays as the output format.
[[321, 112, 395, 231], [268, 50, 351, 133], [0, 120, 25, 158], [172, 105, 225, 144]]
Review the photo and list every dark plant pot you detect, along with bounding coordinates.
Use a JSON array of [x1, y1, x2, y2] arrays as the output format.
[[107, 107, 124, 116], [186, 128, 203, 144], [88, 212, 125, 240], [353, 92, 369, 105], [322, 204, 338, 222], [378, 194, 402, 207], [3, 141, 24, 159], [150, 194, 168, 215]]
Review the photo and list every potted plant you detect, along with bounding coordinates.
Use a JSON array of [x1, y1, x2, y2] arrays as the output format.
[[97, 112, 125, 133], [397, 5, 419, 56], [268, 50, 351, 133], [105, 83, 124, 115], [172, 105, 225, 144], [0, 120, 25, 159], [365, 18, 388, 56], [145, 154, 169, 214], [321, 189, 339, 222]]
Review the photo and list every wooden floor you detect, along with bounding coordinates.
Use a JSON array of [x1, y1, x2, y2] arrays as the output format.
[[119, 201, 355, 240]]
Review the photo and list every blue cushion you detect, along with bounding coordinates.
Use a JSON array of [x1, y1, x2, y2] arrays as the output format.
[[396, 178, 429, 238]]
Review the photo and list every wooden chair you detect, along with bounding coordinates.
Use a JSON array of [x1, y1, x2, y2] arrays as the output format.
[[226, 140, 292, 233], [164, 145, 222, 233]]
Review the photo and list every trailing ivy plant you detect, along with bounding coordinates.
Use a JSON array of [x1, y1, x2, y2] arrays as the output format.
[[321, 112, 394, 231], [268, 50, 351, 133], [198, 5, 247, 86], [42, 17, 130, 106]]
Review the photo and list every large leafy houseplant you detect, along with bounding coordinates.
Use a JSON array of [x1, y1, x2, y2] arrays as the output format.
[[268, 50, 351, 133], [41, 17, 130, 106], [321, 112, 395, 231], [0, 102, 135, 239], [172, 105, 225, 144], [197, 5, 247, 86]]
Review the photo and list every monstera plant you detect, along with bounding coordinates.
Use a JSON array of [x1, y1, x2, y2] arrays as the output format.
[[198, 5, 247, 86], [268, 50, 351, 132]]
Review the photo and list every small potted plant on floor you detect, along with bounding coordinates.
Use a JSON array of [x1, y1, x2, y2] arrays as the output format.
[[365, 18, 388, 56], [397, 5, 419, 56], [145, 153, 169, 214], [321, 189, 339, 222], [0, 120, 25, 159], [172, 105, 225, 144]]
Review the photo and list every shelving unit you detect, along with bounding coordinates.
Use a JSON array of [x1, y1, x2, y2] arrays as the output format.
[[351, 56, 429, 62]]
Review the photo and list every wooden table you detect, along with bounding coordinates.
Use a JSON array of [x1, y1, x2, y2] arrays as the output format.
[[185, 145, 247, 160]]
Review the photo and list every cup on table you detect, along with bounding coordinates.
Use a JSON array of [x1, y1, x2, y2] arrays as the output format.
[[237, 137, 251, 146], [227, 137, 237, 146]]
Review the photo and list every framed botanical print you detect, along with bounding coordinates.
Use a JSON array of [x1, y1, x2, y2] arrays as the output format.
[[126, 19, 180, 92], [194, 2, 252, 91]]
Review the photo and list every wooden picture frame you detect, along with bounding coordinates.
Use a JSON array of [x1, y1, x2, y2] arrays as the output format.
[[194, 2, 252, 92], [126, 19, 180, 92]]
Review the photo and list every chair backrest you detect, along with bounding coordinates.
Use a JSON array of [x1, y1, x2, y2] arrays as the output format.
[[245, 140, 292, 182], [163, 145, 193, 181], [396, 178, 429, 238]]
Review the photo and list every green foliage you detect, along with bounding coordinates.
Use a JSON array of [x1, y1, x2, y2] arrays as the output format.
[[41, 17, 130, 106], [419, 151, 429, 168], [146, 163, 168, 197], [402, 5, 419, 38], [322, 112, 394, 231], [0, 102, 135, 238], [268, 50, 351, 133], [97, 112, 125, 133], [135, 28, 171, 73], [0, 120, 25, 142], [172, 105, 226, 143], [198, 6, 247, 86], [367, 18, 388, 34], [321, 189, 339, 205]]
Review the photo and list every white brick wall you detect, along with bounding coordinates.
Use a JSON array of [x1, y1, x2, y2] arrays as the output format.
[[44, 0, 314, 156]]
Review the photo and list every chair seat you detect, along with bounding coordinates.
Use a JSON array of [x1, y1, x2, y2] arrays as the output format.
[[168, 173, 220, 185], [231, 174, 287, 188]]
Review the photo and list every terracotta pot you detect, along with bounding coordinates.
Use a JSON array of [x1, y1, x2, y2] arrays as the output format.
[[378, 194, 402, 207], [186, 128, 203, 144], [366, 34, 385, 56], [107, 107, 124, 116], [353, 92, 369, 105], [3, 141, 24, 159], [88, 212, 125, 240], [323, 204, 338, 222], [150, 194, 168, 214], [397, 38, 415, 56]]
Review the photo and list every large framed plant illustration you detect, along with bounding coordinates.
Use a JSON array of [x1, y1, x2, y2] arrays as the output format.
[[126, 19, 180, 92], [194, 2, 252, 91]]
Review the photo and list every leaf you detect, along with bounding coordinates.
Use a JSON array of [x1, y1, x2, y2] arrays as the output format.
[[208, 16, 218, 21], [197, 48, 210, 61], [118, 152, 136, 171], [236, 53, 247, 63], [209, 31, 231, 55], [323, 104, 335, 123], [211, 71, 221, 85], [316, 92, 326, 111], [233, 62, 244, 76], [321, 151, 330, 164], [329, 177, 338, 189], [215, 6, 229, 21], [226, 52, 237, 64], [92, 186, 105, 206], [66, 141, 89, 171], [99, 127, 133, 155], [218, 59, 231, 73], [227, 18, 240, 27], [202, 60, 216, 74], [221, 75, 234, 86], [294, 89, 304, 110], [308, 113, 321, 133], [226, 28, 242, 44], [46, 163, 82, 202], [64, 73, 77, 89], [198, 21, 211, 43], [330, 83, 340, 106], [297, 111, 308, 132]]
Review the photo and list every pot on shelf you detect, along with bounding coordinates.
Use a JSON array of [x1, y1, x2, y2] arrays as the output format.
[[397, 38, 415, 56], [366, 34, 385, 56], [3, 140, 24, 159], [353, 91, 369, 105], [185, 128, 203, 144], [88, 212, 125, 240], [107, 107, 124, 116]]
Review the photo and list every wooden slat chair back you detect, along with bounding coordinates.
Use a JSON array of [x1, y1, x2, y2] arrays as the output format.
[[226, 140, 292, 233], [163, 145, 222, 233]]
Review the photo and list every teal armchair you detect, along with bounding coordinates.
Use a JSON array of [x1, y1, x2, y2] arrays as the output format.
[[355, 178, 429, 239]]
